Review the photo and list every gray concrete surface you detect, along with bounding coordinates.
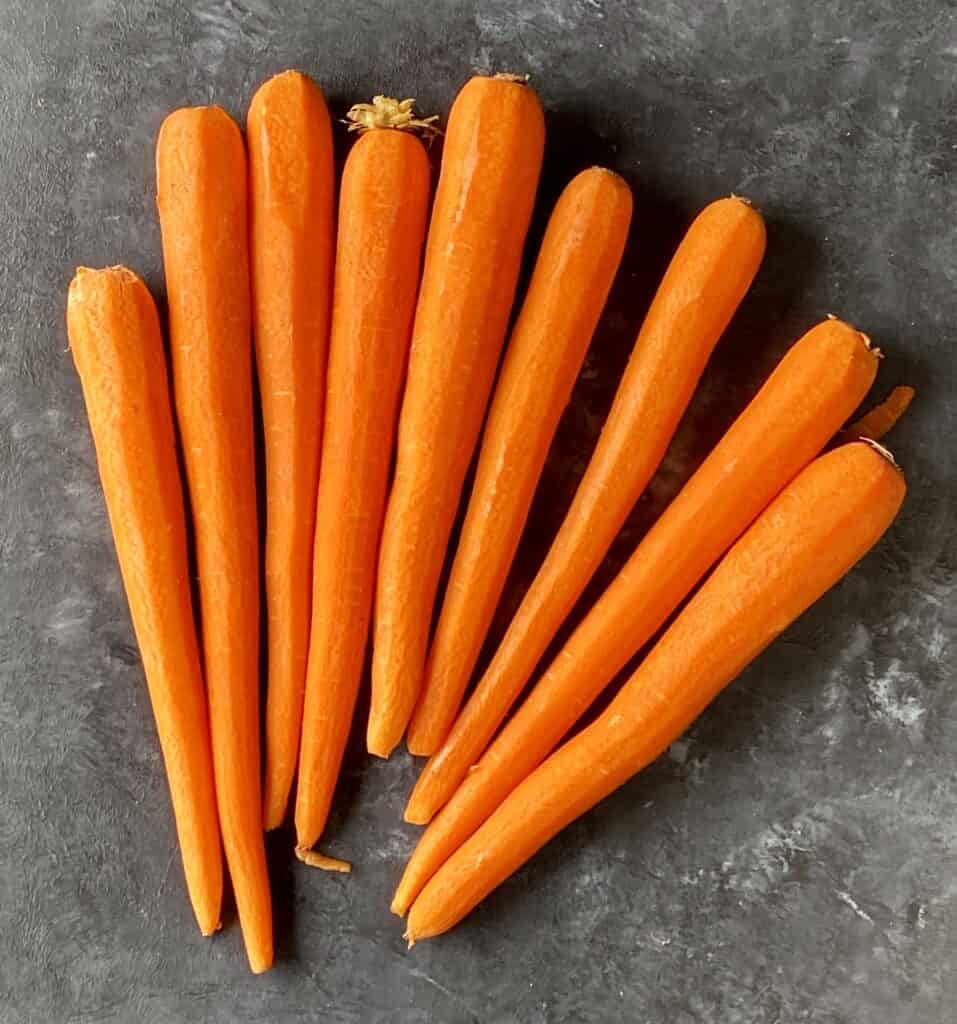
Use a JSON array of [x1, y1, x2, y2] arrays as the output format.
[[0, 1, 954, 1020]]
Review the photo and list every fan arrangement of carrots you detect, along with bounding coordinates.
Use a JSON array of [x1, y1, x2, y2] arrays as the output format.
[[65, 70, 914, 973]]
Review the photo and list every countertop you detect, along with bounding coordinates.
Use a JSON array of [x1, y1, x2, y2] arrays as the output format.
[[0, 1, 954, 1021]]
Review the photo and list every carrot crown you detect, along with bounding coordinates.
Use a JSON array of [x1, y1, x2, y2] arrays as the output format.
[[344, 96, 440, 136]]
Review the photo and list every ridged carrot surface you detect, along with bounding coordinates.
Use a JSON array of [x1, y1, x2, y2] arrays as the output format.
[[294, 114, 432, 858], [405, 441, 906, 941], [247, 70, 335, 832], [406, 166, 633, 756], [369, 74, 545, 757], [67, 266, 223, 938], [156, 106, 272, 974], [393, 317, 879, 915], [404, 195, 766, 823]]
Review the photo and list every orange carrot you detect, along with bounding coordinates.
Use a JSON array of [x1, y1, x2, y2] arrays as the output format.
[[405, 167, 633, 756], [405, 441, 906, 941], [67, 266, 223, 937], [247, 71, 335, 832], [403, 196, 766, 822], [841, 384, 915, 443], [369, 74, 545, 757], [394, 317, 879, 914], [293, 99, 433, 859], [156, 107, 272, 974]]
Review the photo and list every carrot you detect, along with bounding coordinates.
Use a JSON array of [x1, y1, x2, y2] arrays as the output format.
[[405, 167, 633, 756], [247, 71, 335, 832], [403, 195, 766, 822], [368, 74, 545, 757], [841, 384, 915, 443], [156, 107, 272, 974], [393, 317, 879, 914], [405, 441, 906, 941], [67, 266, 223, 937], [293, 98, 433, 859]]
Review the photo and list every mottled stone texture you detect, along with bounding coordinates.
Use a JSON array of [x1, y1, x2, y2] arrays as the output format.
[[0, 1, 954, 1020]]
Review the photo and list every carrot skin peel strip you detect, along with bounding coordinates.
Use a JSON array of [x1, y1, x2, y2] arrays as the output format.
[[67, 267, 223, 937], [841, 385, 915, 444], [405, 442, 906, 941], [156, 107, 272, 974], [294, 124, 431, 855], [404, 195, 766, 821], [247, 71, 335, 832], [406, 167, 634, 756], [369, 75, 545, 757], [393, 318, 878, 914]]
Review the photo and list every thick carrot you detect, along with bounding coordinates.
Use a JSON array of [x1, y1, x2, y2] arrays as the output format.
[[406, 167, 633, 756], [393, 317, 879, 914], [841, 384, 915, 444], [294, 100, 432, 858], [368, 74, 545, 757], [405, 441, 906, 941], [247, 71, 335, 832], [156, 107, 272, 974], [403, 196, 766, 822], [67, 266, 223, 937]]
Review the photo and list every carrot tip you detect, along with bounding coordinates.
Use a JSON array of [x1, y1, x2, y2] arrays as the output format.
[[404, 927, 416, 949], [858, 437, 902, 471], [729, 192, 753, 206], [294, 846, 353, 873], [344, 96, 440, 137]]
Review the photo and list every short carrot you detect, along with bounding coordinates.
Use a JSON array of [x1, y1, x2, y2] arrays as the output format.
[[405, 167, 633, 756], [156, 107, 272, 974], [403, 195, 766, 822], [393, 317, 879, 914], [247, 70, 335, 832], [369, 74, 545, 757], [841, 384, 915, 444], [405, 441, 906, 941], [294, 99, 433, 859], [67, 266, 223, 938]]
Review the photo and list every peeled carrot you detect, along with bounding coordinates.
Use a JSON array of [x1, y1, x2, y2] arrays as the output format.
[[405, 441, 906, 941], [67, 266, 223, 937], [404, 195, 766, 822], [247, 70, 335, 832], [156, 107, 272, 974], [369, 74, 545, 757], [293, 99, 432, 859], [394, 317, 879, 914], [841, 384, 915, 444], [406, 167, 633, 756]]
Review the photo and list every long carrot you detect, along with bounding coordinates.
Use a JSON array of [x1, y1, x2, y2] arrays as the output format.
[[403, 195, 766, 822], [67, 266, 223, 937], [293, 98, 433, 860], [393, 317, 879, 914], [156, 107, 272, 974], [406, 167, 633, 756], [368, 74, 545, 757], [405, 441, 906, 941], [841, 384, 915, 444], [247, 70, 335, 832]]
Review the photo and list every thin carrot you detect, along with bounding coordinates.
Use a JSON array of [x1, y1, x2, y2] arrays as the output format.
[[293, 99, 433, 859], [67, 266, 223, 937], [841, 384, 915, 444], [247, 70, 335, 832], [369, 74, 546, 757], [405, 168, 633, 756], [404, 195, 766, 822], [405, 441, 906, 941], [156, 107, 272, 974], [393, 317, 879, 914]]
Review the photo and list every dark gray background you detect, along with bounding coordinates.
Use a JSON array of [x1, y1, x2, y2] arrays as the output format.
[[0, 1, 954, 1021]]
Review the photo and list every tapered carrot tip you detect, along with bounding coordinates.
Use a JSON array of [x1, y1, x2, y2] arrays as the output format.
[[294, 846, 352, 873]]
